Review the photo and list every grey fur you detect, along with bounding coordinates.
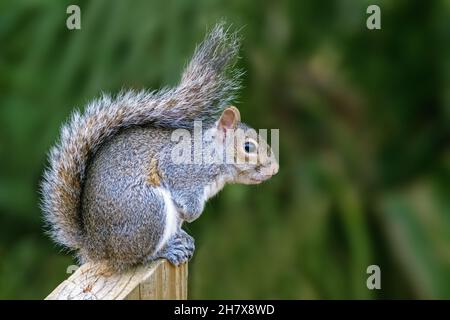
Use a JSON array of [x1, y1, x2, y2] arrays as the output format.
[[41, 23, 278, 271], [41, 23, 240, 249]]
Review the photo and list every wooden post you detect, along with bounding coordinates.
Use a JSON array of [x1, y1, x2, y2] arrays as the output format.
[[45, 259, 187, 300]]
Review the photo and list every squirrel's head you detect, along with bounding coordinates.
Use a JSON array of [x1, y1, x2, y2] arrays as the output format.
[[208, 106, 279, 185]]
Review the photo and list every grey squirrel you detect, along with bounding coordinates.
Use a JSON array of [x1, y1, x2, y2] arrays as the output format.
[[41, 24, 279, 272]]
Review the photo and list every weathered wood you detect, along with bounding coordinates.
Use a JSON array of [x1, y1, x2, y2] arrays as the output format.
[[46, 259, 187, 300]]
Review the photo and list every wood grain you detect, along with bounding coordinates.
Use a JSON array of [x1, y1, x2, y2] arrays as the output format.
[[46, 259, 187, 300]]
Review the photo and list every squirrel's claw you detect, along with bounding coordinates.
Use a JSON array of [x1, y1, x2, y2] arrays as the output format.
[[156, 230, 195, 266]]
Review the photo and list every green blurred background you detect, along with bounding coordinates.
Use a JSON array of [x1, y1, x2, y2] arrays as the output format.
[[0, 0, 449, 299]]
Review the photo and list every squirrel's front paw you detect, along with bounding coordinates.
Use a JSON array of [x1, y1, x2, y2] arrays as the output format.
[[158, 231, 195, 266], [173, 195, 204, 223], [178, 205, 200, 223]]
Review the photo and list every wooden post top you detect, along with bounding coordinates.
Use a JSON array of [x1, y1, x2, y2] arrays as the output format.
[[46, 259, 188, 300]]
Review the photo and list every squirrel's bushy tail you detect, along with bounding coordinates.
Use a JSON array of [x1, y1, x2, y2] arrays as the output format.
[[41, 23, 241, 250]]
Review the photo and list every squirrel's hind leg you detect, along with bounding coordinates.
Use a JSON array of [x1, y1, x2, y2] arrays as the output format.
[[145, 230, 195, 266]]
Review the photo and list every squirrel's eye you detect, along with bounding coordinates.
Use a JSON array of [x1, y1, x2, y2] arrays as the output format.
[[244, 141, 256, 153]]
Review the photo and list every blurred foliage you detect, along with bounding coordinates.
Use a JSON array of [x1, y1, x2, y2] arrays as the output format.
[[0, 0, 449, 299]]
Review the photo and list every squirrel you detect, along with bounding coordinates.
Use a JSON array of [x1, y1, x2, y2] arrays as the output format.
[[41, 23, 279, 272]]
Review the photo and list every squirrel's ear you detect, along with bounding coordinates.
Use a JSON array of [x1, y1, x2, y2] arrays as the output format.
[[218, 106, 240, 130]]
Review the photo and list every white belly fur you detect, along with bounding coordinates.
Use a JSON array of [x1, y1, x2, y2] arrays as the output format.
[[154, 188, 179, 254]]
